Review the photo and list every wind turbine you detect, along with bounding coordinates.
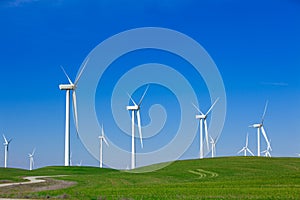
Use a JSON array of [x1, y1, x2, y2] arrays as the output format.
[[70, 152, 73, 166], [76, 160, 82, 166], [237, 133, 254, 156], [209, 136, 216, 158], [3, 134, 12, 168], [262, 139, 272, 157], [126, 85, 149, 169], [99, 125, 109, 168], [193, 98, 219, 159], [59, 59, 89, 166], [28, 148, 35, 171], [249, 101, 270, 156]]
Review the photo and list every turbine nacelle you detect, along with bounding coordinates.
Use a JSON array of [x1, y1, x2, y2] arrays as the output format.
[[126, 105, 139, 110], [59, 84, 75, 90], [250, 123, 262, 128], [195, 114, 206, 119]]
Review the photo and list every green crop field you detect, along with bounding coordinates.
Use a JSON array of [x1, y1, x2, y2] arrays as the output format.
[[0, 157, 300, 199]]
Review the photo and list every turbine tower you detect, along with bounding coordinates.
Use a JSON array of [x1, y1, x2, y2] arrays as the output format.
[[99, 125, 109, 168], [209, 136, 216, 158], [238, 133, 254, 156], [28, 148, 35, 171], [193, 98, 219, 159], [126, 85, 149, 169], [3, 134, 12, 168], [59, 59, 89, 166], [249, 101, 270, 156]]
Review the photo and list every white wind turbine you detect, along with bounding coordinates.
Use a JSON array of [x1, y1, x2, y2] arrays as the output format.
[[262, 139, 272, 157], [59, 59, 89, 166], [99, 125, 109, 168], [28, 148, 35, 171], [3, 134, 12, 168], [249, 101, 270, 156], [193, 98, 219, 159], [209, 136, 216, 158], [238, 133, 254, 156], [76, 160, 82, 166], [126, 85, 149, 169], [70, 152, 73, 166]]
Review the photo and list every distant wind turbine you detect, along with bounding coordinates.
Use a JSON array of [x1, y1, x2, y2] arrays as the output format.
[[126, 85, 149, 169], [28, 148, 35, 171], [99, 125, 109, 168], [193, 98, 219, 159], [70, 152, 73, 166], [59, 59, 89, 166], [238, 133, 254, 156], [249, 101, 270, 156], [262, 139, 272, 157], [210, 136, 216, 158], [76, 160, 82, 166], [3, 134, 12, 168]]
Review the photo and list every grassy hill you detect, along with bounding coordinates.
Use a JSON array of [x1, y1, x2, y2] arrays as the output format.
[[0, 157, 300, 199]]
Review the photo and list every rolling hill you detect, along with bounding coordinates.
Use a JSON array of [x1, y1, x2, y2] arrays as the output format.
[[0, 157, 300, 199]]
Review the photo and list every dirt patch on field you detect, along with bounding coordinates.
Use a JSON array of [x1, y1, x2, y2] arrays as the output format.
[[0, 177, 76, 196]]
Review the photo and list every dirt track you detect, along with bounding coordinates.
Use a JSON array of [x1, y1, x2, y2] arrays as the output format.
[[0, 176, 76, 199]]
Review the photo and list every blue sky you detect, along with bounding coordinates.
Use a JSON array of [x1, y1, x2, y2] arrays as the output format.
[[0, 0, 299, 169]]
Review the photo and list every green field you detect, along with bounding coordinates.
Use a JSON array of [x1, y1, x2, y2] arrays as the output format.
[[0, 157, 300, 199]]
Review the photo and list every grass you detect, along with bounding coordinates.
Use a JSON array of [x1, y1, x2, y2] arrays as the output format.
[[0, 157, 300, 199]]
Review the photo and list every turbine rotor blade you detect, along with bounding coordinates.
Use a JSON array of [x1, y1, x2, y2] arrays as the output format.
[[101, 125, 109, 147], [32, 148, 36, 156], [60, 66, 73, 85], [237, 148, 244, 154], [245, 133, 249, 147], [103, 137, 109, 147], [127, 93, 137, 106], [268, 139, 272, 151], [261, 100, 268, 124], [261, 126, 269, 147], [192, 103, 204, 115], [72, 91, 79, 136], [247, 148, 254, 156], [205, 97, 220, 116], [101, 125, 104, 137], [138, 84, 149, 106], [74, 58, 90, 86], [209, 135, 213, 143], [2, 134, 7, 144], [136, 110, 143, 148]]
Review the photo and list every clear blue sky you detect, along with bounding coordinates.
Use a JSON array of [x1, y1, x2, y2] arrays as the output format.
[[0, 0, 299, 169]]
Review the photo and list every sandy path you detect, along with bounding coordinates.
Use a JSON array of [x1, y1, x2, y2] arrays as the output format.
[[0, 175, 67, 188]]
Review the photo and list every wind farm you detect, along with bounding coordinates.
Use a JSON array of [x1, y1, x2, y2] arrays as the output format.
[[0, 0, 299, 199]]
